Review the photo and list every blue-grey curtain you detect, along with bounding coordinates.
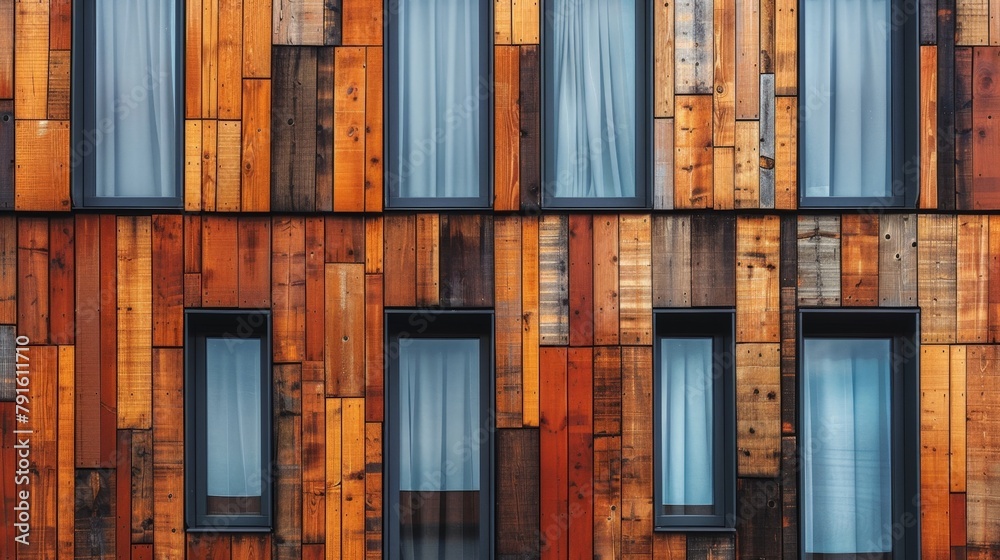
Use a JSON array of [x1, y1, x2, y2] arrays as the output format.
[[394, 0, 483, 198], [802, 339, 892, 554], [95, 0, 178, 198], [547, 0, 636, 198], [660, 338, 714, 507], [205, 338, 262, 502], [802, 0, 891, 198]]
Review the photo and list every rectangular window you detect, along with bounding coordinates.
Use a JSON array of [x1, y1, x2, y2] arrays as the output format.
[[185, 310, 272, 531], [72, 0, 184, 208], [543, 0, 649, 208], [799, 310, 919, 559], [800, 0, 918, 208], [386, 311, 493, 559], [386, 0, 492, 208], [654, 311, 735, 529]]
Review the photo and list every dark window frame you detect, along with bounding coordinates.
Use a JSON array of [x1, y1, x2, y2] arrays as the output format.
[[540, 0, 652, 210], [71, 0, 185, 209], [653, 310, 736, 531], [184, 309, 273, 532], [384, 310, 495, 559], [384, 1, 494, 210], [797, 309, 920, 560], [797, 0, 920, 209]]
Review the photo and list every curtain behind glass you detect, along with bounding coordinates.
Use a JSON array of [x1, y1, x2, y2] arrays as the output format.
[[398, 339, 480, 559], [205, 338, 262, 508], [802, 339, 892, 554], [661, 338, 714, 511], [394, 0, 482, 198], [548, 0, 636, 198], [95, 0, 178, 199], [802, 0, 890, 198]]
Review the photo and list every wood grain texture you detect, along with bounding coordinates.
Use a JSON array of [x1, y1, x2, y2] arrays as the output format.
[[14, 0, 48, 119], [774, 0, 796, 96], [736, 478, 781, 560], [365, 47, 384, 212], [594, 347, 622, 438], [152, 352, 184, 559], [737, 216, 780, 343], [736, 0, 760, 119], [365, 274, 384, 423], [14, 120, 70, 211], [594, 435, 622, 560], [952, 346, 968, 493], [956, 47, 975, 209], [495, 215, 524, 428], [539, 347, 568, 559], [655, 0, 675, 117], [274, 363, 302, 559], [653, 215, 692, 308], [919, 215, 958, 343], [497, 429, 540, 558], [75, 469, 115, 560], [691, 214, 736, 307], [956, 0, 988, 45], [202, 0, 219, 118], [364, 421, 382, 560], [569, 215, 594, 347], [414, 213, 439, 306], [879, 214, 918, 307], [0, 0, 12, 98], [714, 146, 735, 210], [334, 47, 366, 211], [326, 398, 343, 559], [921, 46, 939, 209], [244, 0, 272, 76], [495, 46, 521, 211], [48, 217, 74, 345], [654, 118, 675, 209], [568, 348, 594, 559], [714, 0, 735, 145], [938, 0, 957, 210], [0, 100, 13, 210], [522, 216, 541, 427], [24, 346, 57, 560], [676, 0, 713, 94], [117, 216, 153, 429], [990, 216, 1000, 342], [272, 217, 306, 363], [271, 47, 318, 212], [760, 74, 775, 208], [341, 0, 381, 45], [325, 263, 365, 397], [688, 535, 735, 560], [734, 120, 760, 208], [966, 345, 1000, 545], [621, 346, 653, 556], [218, 0, 243, 119], [0, 217, 11, 324], [46, 50, 70, 120], [383, 215, 416, 307], [593, 214, 621, 345], [958, 215, 989, 342], [922, 345, 952, 560], [774, 96, 797, 209], [619, 215, 653, 345], [736, 343, 781, 476], [131, 429, 155, 544], [99, 216, 118, 466], [237, 217, 272, 308], [520, 45, 542, 210], [539, 214, 569, 346], [316, 47, 335, 210], [511, 0, 539, 43], [74, 215, 101, 467], [439, 214, 494, 308], [797, 215, 841, 306], [202, 216, 239, 306], [57, 346, 74, 557], [972, 48, 1000, 208], [201, 120, 218, 210], [841, 214, 879, 306], [152, 215, 185, 348], [305, 218, 326, 363], [273, 0, 324, 45], [674, 95, 714, 208], [216, 120, 242, 211], [781, 437, 798, 560]]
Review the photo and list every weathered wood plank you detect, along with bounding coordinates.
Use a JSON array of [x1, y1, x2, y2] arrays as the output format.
[[539, 347, 568, 558], [218, 0, 242, 119], [922, 345, 952, 560], [0, 400, 13, 557], [520, 45, 542, 211], [364, 422, 382, 560], [495, 45, 521, 211], [918, 215, 958, 343], [0, 100, 13, 210], [774, 0, 796, 96], [271, 47, 318, 212], [990, 216, 1000, 342], [496, 216, 523, 428], [237, 217, 272, 308], [315, 47, 335, 210], [244, 0, 272, 76], [14, 120, 70, 211], [75, 469, 115, 560], [46, 50, 70, 120], [956, 47, 974, 209], [938, 0, 957, 209], [496, 0, 512, 45], [737, 216, 780, 343], [74, 216, 101, 467], [185, 0, 203, 117], [48, 217, 73, 345], [966, 345, 1000, 545], [922, 0, 938, 43], [511, 0, 539, 44], [841, 214, 879, 306], [655, 0, 675, 117], [57, 346, 74, 557], [415, 213, 440, 306], [324, 215, 365, 264], [736, 478, 781, 560], [714, 146, 735, 210], [187, 534, 231, 559], [274, 363, 302, 559], [780, 224, 796, 433], [365, 216, 383, 274], [688, 535, 736, 560], [365, 274, 384, 422], [654, 118, 675, 209], [341, 0, 381, 45], [774, 96, 797, 209], [956, 0, 988, 45], [621, 347, 653, 555], [737, 343, 781, 476], [736, 0, 760, 119], [117, 216, 153, 429], [594, 347, 622, 438], [734, 120, 760, 208], [14, 0, 49, 119], [201, 216, 239, 307], [593, 215, 621, 345], [594, 435, 622, 560], [568, 348, 594, 558], [325, 263, 365, 397], [539, 215, 569, 346], [652, 215, 691, 308], [439, 214, 494, 307], [201, 119, 218, 210], [333, 46, 366, 211], [202, 0, 219, 118], [958, 215, 989, 342], [619, 215, 653, 345], [674, 95, 714, 208], [714, 0, 735, 146], [273, 0, 324, 45], [272, 217, 306, 363], [781, 437, 798, 560], [152, 347, 184, 559], [383, 215, 416, 307], [676, 0, 713, 94], [972, 47, 1000, 207], [326, 398, 343, 559], [498, 429, 541, 557], [522, 216, 540, 427], [301, 379, 325, 545], [879, 214, 918, 306], [131, 429, 154, 544], [921, 46, 939, 209], [305, 218, 326, 362], [216, 120, 242, 211], [760, 74, 776, 208], [691, 214, 736, 307], [365, 46, 384, 212], [952, 346, 968, 493], [569, 215, 594, 347], [797, 216, 841, 306]]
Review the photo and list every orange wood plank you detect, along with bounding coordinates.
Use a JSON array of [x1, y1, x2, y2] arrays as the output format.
[[201, 0, 219, 118], [736, 215, 780, 342], [654, 118, 675, 209], [74, 215, 101, 467], [365, 47, 384, 212], [922, 345, 952, 560], [117, 430, 133, 556], [341, 398, 366, 559], [775, 0, 796, 95], [919, 215, 958, 343], [415, 213, 440, 306], [495, 46, 521, 211], [539, 347, 568, 560], [117, 216, 153, 429], [201, 119, 218, 210], [365, 274, 384, 422], [46, 50, 70, 120], [21, 346, 57, 560], [972, 47, 1000, 208], [966, 345, 1000, 545], [325, 263, 365, 397], [326, 398, 343, 560], [48, 217, 74, 344], [365, 217, 384, 274], [495, 215, 523, 428], [713, 146, 735, 210], [841, 214, 879, 306], [774, 96, 798, 209], [594, 347, 622, 437], [271, 216, 306, 363], [522, 216, 540, 427], [242, 78, 272, 212], [218, 0, 242, 119], [383, 215, 416, 307], [958, 215, 989, 342], [736, 343, 781, 476], [152, 347, 184, 559], [568, 348, 594, 559], [186, 0, 203, 117], [14, 120, 71, 211], [734, 119, 760, 208], [593, 214, 620, 345], [324, 215, 366, 264], [674, 95, 713, 208], [185, 119, 203, 210], [619, 215, 652, 345], [0, 0, 12, 98], [365, 422, 383, 560], [243, 0, 271, 77], [99, 216, 118, 466], [334, 47, 366, 211], [921, 46, 939, 209], [621, 346, 653, 556], [56, 346, 74, 558], [342, 0, 382, 45], [496, 0, 512, 44], [951, 346, 968, 493], [305, 218, 326, 362], [594, 435, 622, 559], [152, 215, 185, 348], [714, 0, 735, 145], [17, 217, 49, 344], [569, 215, 594, 347], [13, 0, 48, 119], [238, 217, 272, 308], [736, 0, 760, 119], [215, 120, 242, 211], [201, 216, 239, 307], [233, 535, 271, 560]]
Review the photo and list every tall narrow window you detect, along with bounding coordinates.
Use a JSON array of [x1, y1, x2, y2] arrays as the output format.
[[387, 0, 492, 208], [800, 0, 918, 207], [543, 0, 649, 208], [185, 311, 272, 531], [654, 311, 735, 529], [386, 312, 493, 559], [799, 311, 919, 559], [73, 0, 183, 207]]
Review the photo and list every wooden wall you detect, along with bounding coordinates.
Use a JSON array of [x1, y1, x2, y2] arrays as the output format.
[[0, 1, 999, 560]]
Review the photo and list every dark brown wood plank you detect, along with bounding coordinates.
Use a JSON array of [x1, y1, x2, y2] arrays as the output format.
[[75, 470, 116, 559], [48, 216, 73, 344], [0, 100, 13, 209], [594, 435, 622, 560], [519, 45, 541, 211], [737, 478, 782, 560], [923, 0, 938, 43], [324, 0, 342, 44], [691, 214, 736, 307], [938, 0, 956, 209], [325, 215, 366, 263], [497, 429, 541, 559], [116, 430, 131, 558], [956, 47, 974, 209], [152, 215, 184, 348], [439, 214, 494, 308], [687, 533, 735, 560], [383, 215, 416, 307], [781, 437, 798, 560], [316, 47, 335, 211], [594, 347, 622, 437], [131, 429, 154, 544], [271, 46, 318, 212], [274, 364, 303, 557], [568, 215, 594, 346]]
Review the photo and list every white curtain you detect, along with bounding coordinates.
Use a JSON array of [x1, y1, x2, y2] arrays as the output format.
[[802, 0, 891, 198], [95, 0, 178, 198], [205, 338, 262, 501], [802, 339, 892, 554], [395, 0, 482, 198], [660, 338, 714, 508], [548, 0, 636, 198]]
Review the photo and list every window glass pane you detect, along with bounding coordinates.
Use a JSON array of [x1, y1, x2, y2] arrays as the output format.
[[660, 337, 714, 513], [802, 0, 891, 198], [94, 0, 179, 199], [546, 0, 637, 198], [393, 0, 484, 199], [802, 339, 892, 554], [205, 337, 262, 515]]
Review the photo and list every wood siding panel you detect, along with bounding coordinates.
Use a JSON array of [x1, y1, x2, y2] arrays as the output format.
[[495, 215, 523, 428], [958, 215, 989, 342], [737, 216, 779, 343], [621, 347, 653, 556], [879, 214, 918, 307], [152, 215, 185, 348], [539, 215, 569, 346], [736, 0, 759, 119], [653, 215, 691, 308], [202, 216, 240, 307], [243, 78, 272, 212], [271, 47, 318, 212], [774, 97, 797, 209], [736, 343, 781, 477], [568, 348, 594, 558], [539, 347, 568, 559], [273, 0, 324, 45], [117, 216, 153, 429], [922, 345, 952, 560], [569, 215, 594, 347], [919, 215, 958, 343], [522, 216, 541, 427], [675, 95, 714, 208], [655, 0, 675, 117], [497, 429, 541, 558], [841, 214, 879, 306], [383, 215, 416, 307], [325, 263, 365, 397], [714, 0, 736, 146], [439, 214, 494, 308], [14, 0, 48, 119], [967, 345, 1000, 545], [272, 217, 306, 363], [495, 46, 521, 211], [972, 47, 1000, 207], [619, 215, 653, 346], [520, 45, 542, 210], [676, 0, 713, 94], [797, 216, 841, 306], [334, 47, 366, 212], [952, 346, 968, 493], [594, 214, 621, 345], [14, 120, 70, 211], [691, 214, 736, 307]]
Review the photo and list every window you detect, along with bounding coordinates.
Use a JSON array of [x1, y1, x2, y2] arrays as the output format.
[[386, 0, 492, 209], [800, 0, 918, 208], [799, 310, 919, 559], [654, 311, 735, 529], [185, 310, 272, 531], [542, 0, 649, 208], [385, 311, 493, 559], [72, 0, 184, 207]]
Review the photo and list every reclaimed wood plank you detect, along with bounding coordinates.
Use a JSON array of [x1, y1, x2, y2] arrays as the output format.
[[152, 215, 184, 348], [152, 355, 184, 557], [539, 347, 568, 559], [185, 120, 203, 210], [654, 118, 675, 209], [921, 46, 939, 209], [74, 215, 101, 467], [323, 0, 342, 45], [99, 216, 118, 466], [316, 47, 335, 210], [879, 214, 919, 306], [956, 0, 988, 45], [797, 215, 841, 306], [243, 78, 272, 212], [273, 0, 324, 45], [512, 0, 539, 44], [734, 120, 760, 208], [74, 469, 115, 560], [46, 50, 70, 120], [714, 146, 736, 210], [569, 215, 594, 346], [271, 47, 318, 212], [990, 216, 1000, 342], [364, 422, 382, 560], [215, 120, 242, 211], [841, 214, 879, 306], [244, 0, 272, 76], [652, 215, 691, 308], [24, 346, 57, 560], [117, 216, 153, 429], [497, 429, 541, 558], [57, 346, 74, 557], [201, 216, 239, 307], [594, 435, 622, 560], [365, 46, 384, 212], [14, 0, 48, 119], [736, 0, 760, 119], [341, 0, 381, 45], [365, 274, 384, 422], [48, 217, 73, 345], [781, 437, 798, 560], [972, 47, 1000, 208], [952, 346, 968, 493], [714, 0, 735, 145], [621, 346, 653, 556], [760, 74, 775, 208], [676, 0, 713, 94], [496, 45, 521, 211], [495, 215, 523, 428], [919, 215, 958, 343], [0, 218, 11, 324], [923, 0, 938, 43], [520, 45, 542, 210], [736, 343, 781, 476], [14, 120, 71, 211], [325, 263, 365, 397], [760, 0, 775, 72], [774, 96, 797, 209], [186, 534, 231, 559], [201, 119, 218, 210], [691, 214, 736, 307], [324, 215, 365, 264], [655, 0, 674, 116], [593, 214, 621, 344], [334, 46, 366, 211], [922, 345, 952, 560], [952, 493, 967, 547], [271, 217, 306, 363], [0, 0, 11, 98], [594, 347, 622, 437], [0, 400, 13, 557], [301, 379, 325, 544], [688, 535, 735, 560], [439, 214, 494, 308], [674, 95, 714, 208], [0, 100, 13, 209], [736, 478, 781, 560], [365, 216, 383, 274], [522, 216, 541, 427], [737, 216, 780, 342], [619, 215, 653, 345], [966, 345, 1000, 545], [305, 218, 326, 363], [128, 429, 154, 545], [186, 0, 203, 117], [415, 213, 440, 306], [234, 536, 271, 560], [938, 0, 956, 208], [326, 398, 343, 559], [957, 47, 975, 208], [780, 226, 796, 434], [274, 363, 302, 559], [539, 215, 569, 345], [383, 215, 416, 306], [239, 217, 272, 308], [218, 0, 243, 119], [958, 215, 989, 342], [568, 348, 594, 559]]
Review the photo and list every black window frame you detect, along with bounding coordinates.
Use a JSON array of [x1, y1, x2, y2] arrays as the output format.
[[653, 310, 736, 530], [540, 0, 652, 210], [797, 0, 919, 209], [384, 1, 494, 210], [71, 0, 185, 209], [797, 309, 920, 560], [184, 309, 273, 532], [384, 310, 495, 559]]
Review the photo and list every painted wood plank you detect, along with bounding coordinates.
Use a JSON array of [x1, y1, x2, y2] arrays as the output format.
[[496, 215, 523, 428], [218, 0, 243, 119], [841, 214, 879, 306], [496, 46, 521, 211], [736, 0, 760, 119], [325, 263, 365, 397], [674, 95, 714, 208], [956, 0, 988, 45], [74, 469, 115, 560], [383, 215, 416, 307], [594, 435, 623, 560], [415, 213, 440, 306], [539, 347, 568, 560], [57, 346, 74, 557], [972, 47, 1000, 207], [621, 346, 653, 556], [522, 216, 541, 427], [652, 215, 691, 308], [676, 0, 713, 94], [951, 346, 968, 493], [774, 96, 797, 209], [239, 217, 272, 308], [273, 0, 324, 45], [271, 217, 306, 363], [569, 215, 594, 346], [364, 422, 382, 560], [568, 348, 595, 559], [736, 478, 781, 560], [244, 0, 272, 76], [619, 215, 653, 345], [215, 120, 242, 211], [0, 100, 13, 210], [714, 0, 735, 145], [734, 120, 760, 208], [737, 216, 780, 342], [781, 437, 798, 560], [365, 47, 384, 212], [439, 214, 494, 307], [152, 215, 184, 348], [797, 215, 841, 306], [691, 214, 736, 307], [14, 120, 71, 211], [0, 0, 12, 98], [202, 216, 239, 307], [23, 346, 57, 560], [918, 215, 958, 343], [654, 118, 675, 209], [879, 214, 918, 306], [958, 215, 989, 342], [131, 429, 155, 544], [520, 45, 542, 210], [201, 119, 218, 210], [334, 47, 366, 211], [966, 345, 1000, 545], [714, 146, 736, 209], [539, 215, 569, 345], [341, 0, 381, 45], [922, 345, 952, 560], [512, 0, 539, 44], [326, 398, 343, 559], [74, 216, 100, 467], [497, 429, 541, 557], [202, 0, 219, 118], [301, 379, 325, 544], [274, 363, 302, 559], [921, 46, 939, 209], [736, 343, 781, 476], [271, 47, 319, 212], [593, 214, 621, 344], [365, 274, 383, 422], [760, 74, 776, 208], [316, 47, 335, 211], [46, 50, 70, 120], [13, 0, 48, 119], [99, 216, 118, 466], [324, 0, 342, 44], [47, 217, 73, 345], [956, 47, 975, 209], [305, 218, 326, 363], [242, 78, 271, 211], [185, 120, 203, 210], [117, 217, 153, 429]]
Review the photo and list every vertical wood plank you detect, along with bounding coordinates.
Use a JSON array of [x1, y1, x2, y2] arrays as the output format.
[[14, 0, 49, 119], [714, 0, 736, 146], [365, 46, 384, 212], [654, 118, 676, 210], [99, 216, 118, 466], [714, 146, 736, 210], [879, 214, 919, 306], [273, 363, 302, 559], [737, 343, 781, 476], [593, 215, 621, 344], [186, 0, 203, 117], [539, 215, 569, 346], [324, 215, 366, 264], [244, 0, 272, 77], [966, 345, 1000, 545], [736, 478, 781, 560], [520, 45, 542, 211], [57, 346, 74, 558], [316, 47, 335, 211], [655, 0, 675, 117], [797, 216, 841, 306], [737, 216, 780, 343], [497, 429, 541, 558], [218, 0, 243, 119], [760, 74, 776, 208], [0, 0, 12, 98], [951, 346, 968, 493], [689, 536, 735, 560], [339, 399, 363, 559], [239, 217, 272, 308], [326, 398, 343, 560], [439, 214, 495, 308], [117, 216, 153, 429], [841, 214, 879, 307], [201, 119, 218, 210], [496, 216, 523, 428], [652, 215, 692, 308], [495, 45, 521, 211], [734, 120, 760, 208], [243, 77, 272, 211], [324, 0, 343, 45], [956, 47, 975, 209], [75, 469, 116, 560], [0, 217, 10, 324], [568, 348, 594, 559], [594, 435, 623, 560], [522, 216, 541, 427], [364, 422, 382, 560], [341, 0, 381, 45], [569, 215, 594, 347], [75, 215, 101, 467], [305, 218, 326, 363], [201, 216, 239, 307], [774, 97, 797, 209], [383, 215, 416, 307], [619, 215, 652, 345], [939, 0, 957, 210], [152, 347, 184, 560], [972, 47, 1000, 208], [48, 217, 73, 345], [675, 0, 713, 94], [216, 120, 243, 211], [202, 0, 219, 118], [511, 0, 539, 43], [0, 100, 13, 210], [919, 215, 958, 343], [131, 429, 155, 545], [334, 46, 366, 211], [14, 120, 71, 211], [415, 213, 440, 306], [921, 46, 939, 209], [365, 274, 384, 423], [956, 0, 989, 45], [621, 346, 653, 556], [780, 218, 796, 436], [271, 47, 318, 212], [781, 438, 798, 560], [273, 0, 324, 45], [691, 214, 736, 307], [922, 345, 952, 560], [736, 0, 760, 119], [152, 215, 184, 348], [674, 95, 714, 208], [45, 50, 70, 120], [272, 217, 306, 363], [990, 216, 1000, 341], [325, 263, 365, 397], [958, 215, 989, 342], [539, 347, 567, 560], [24, 346, 57, 560], [594, 347, 622, 437]]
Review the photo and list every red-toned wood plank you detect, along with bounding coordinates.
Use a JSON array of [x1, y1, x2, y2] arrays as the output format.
[[568, 348, 594, 559], [242, 78, 271, 212], [272, 217, 306, 363], [152, 215, 184, 348], [75, 215, 101, 467], [383, 215, 416, 307], [301, 380, 326, 544], [621, 346, 654, 556], [56, 345, 74, 558], [841, 214, 879, 306], [183, 215, 202, 274], [274, 363, 302, 559], [0, 3, 12, 99], [952, 493, 967, 546], [201, 216, 239, 307], [238, 217, 272, 308], [325, 215, 366, 263], [48, 217, 73, 344], [116, 430, 132, 556], [365, 46, 384, 212], [539, 347, 568, 560], [495, 45, 520, 211], [233, 535, 271, 560], [325, 263, 365, 397], [186, 534, 232, 560], [415, 213, 439, 307], [305, 217, 326, 362], [972, 48, 1000, 208], [17, 217, 49, 343], [24, 346, 57, 560], [568, 215, 594, 347], [956, 47, 974, 209], [593, 214, 620, 345], [365, 274, 384, 422], [99, 216, 117, 466]]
